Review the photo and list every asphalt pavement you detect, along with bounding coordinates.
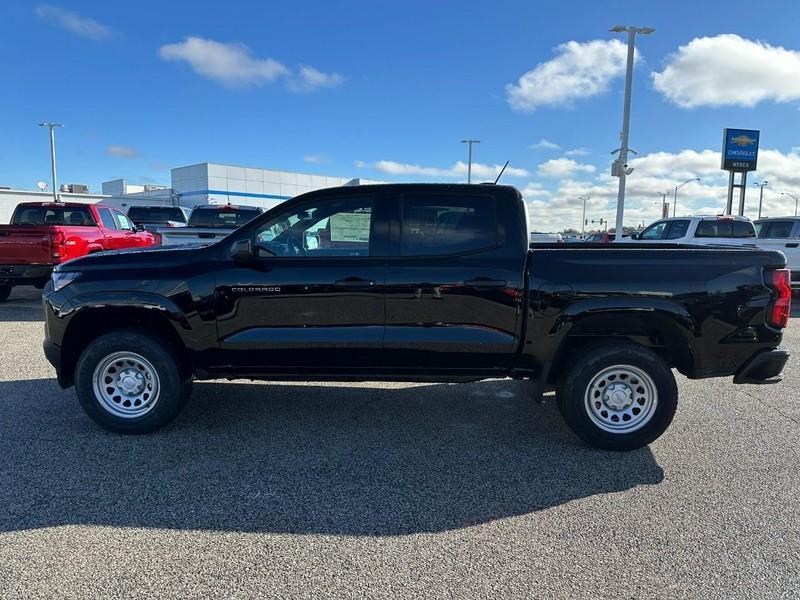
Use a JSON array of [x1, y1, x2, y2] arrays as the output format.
[[0, 286, 798, 599]]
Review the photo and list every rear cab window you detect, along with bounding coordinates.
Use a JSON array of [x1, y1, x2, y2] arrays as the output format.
[[400, 195, 497, 256], [694, 219, 756, 239], [189, 207, 261, 228], [12, 205, 95, 226], [127, 206, 187, 224]]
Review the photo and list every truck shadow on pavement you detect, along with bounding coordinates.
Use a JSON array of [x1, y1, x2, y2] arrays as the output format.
[[1, 378, 664, 536]]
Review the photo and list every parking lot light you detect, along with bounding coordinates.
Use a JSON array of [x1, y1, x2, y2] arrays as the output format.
[[673, 177, 700, 217], [780, 192, 799, 216], [38, 122, 63, 203]]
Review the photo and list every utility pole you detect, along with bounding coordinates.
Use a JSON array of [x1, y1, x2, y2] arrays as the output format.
[[753, 181, 768, 219], [610, 25, 654, 241], [657, 191, 668, 218], [460, 139, 480, 184], [579, 195, 590, 237], [673, 177, 700, 217], [39, 122, 63, 203], [781, 192, 799, 217]]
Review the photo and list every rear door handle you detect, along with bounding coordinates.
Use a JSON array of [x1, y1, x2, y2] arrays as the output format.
[[335, 278, 376, 288], [464, 278, 507, 288], [786, 243, 799, 248]]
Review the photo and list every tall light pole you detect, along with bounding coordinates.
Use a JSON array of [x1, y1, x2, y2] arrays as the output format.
[[39, 122, 63, 203], [460, 139, 480, 184], [579, 195, 590, 237], [780, 192, 799, 217], [672, 177, 700, 217], [610, 25, 654, 241], [753, 181, 768, 219]]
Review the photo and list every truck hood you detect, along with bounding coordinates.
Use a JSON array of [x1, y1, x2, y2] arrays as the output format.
[[54, 244, 209, 272]]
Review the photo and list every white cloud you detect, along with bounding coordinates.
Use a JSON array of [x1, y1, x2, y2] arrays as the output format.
[[531, 138, 561, 150], [158, 37, 289, 87], [652, 34, 800, 108], [506, 39, 633, 112], [34, 4, 116, 40], [105, 145, 140, 159], [303, 154, 331, 165], [359, 160, 530, 180], [538, 158, 597, 178], [564, 148, 589, 156], [288, 66, 344, 92]]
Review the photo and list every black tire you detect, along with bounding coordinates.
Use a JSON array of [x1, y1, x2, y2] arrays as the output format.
[[0, 285, 11, 302], [75, 331, 191, 434], [557, 343, 678, 451]]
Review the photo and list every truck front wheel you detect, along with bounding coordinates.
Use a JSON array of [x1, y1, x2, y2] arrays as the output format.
[[557, 343, 678, 451], [74, 331, 192, 434]]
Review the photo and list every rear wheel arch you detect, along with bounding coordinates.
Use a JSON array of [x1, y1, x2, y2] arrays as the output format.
[[548, 310, 696, 383]]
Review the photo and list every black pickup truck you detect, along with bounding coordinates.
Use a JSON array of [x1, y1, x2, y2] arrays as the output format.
[[42, 184, 791, 450]]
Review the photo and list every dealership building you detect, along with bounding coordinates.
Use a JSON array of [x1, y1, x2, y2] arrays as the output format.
[[0, 162, 383, 223]]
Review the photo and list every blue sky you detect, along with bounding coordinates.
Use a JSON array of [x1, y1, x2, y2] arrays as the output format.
[[3, 0, 800, 229]]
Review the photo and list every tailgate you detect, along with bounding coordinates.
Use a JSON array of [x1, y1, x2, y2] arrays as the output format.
[[160, 228, 235, 246], [0, 226, 53, 264]]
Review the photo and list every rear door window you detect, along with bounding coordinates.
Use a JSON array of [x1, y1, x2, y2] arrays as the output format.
[[664, 220, 690, 240], [97, 208, 118, 229], [400, 195, 497, 256]]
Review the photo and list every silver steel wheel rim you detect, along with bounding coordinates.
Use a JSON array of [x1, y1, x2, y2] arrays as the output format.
[[92, 351, 160, 419], [584, 364, 658, 434]]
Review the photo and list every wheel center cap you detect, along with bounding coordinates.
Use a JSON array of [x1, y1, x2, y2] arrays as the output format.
[[605, 384, 632, 410], [119, 370, 143, 394]]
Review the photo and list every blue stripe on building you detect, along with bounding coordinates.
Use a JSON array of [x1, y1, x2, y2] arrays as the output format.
[[179, 189, 293, 201]]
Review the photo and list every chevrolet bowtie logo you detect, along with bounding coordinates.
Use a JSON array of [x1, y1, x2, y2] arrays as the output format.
[[731, 134, 756, 147]]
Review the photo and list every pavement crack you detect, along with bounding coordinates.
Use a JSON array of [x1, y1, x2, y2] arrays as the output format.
[[739, 388, 800, 427]]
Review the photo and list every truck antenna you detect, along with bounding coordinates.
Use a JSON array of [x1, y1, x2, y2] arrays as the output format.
[[494, 161, 510, 184]]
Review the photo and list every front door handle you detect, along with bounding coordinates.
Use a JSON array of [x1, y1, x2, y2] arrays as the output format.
[[785, 243, 799, 248], [335, 278, 376, 288], [464, 278, 507, 288]]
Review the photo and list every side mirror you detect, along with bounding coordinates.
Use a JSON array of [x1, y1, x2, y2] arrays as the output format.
[[630, 232, 640, 240], [229, 238, 252, 263]]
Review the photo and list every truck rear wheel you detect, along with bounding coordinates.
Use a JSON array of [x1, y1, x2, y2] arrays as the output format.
[[557, 343, 678, 451], [74, 331, 191, 434], [0, 285, 11, 302]]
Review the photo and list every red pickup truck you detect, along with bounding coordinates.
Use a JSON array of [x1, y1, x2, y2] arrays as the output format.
[[0, 202, 155, 301]]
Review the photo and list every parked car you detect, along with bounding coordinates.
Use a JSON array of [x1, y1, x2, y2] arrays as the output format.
[[626, 215, 756, 245], [584, 232, 612, 243], [754, 217, 800, 290], [42, 184, 790, 450], [127, 205, 191, 233], [159, 204, 263, 246], [0, 202, 154, 301]]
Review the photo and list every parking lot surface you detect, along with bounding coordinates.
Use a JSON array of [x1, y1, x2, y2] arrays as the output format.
[[1, 286, 798, 599]]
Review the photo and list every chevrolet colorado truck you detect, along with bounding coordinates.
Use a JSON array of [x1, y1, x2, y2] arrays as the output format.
[[41, 184, 791, 450], [0, 202, 154, 301]]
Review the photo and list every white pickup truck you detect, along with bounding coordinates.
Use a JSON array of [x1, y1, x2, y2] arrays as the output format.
[[754, 217, 800, 289], [159, 204, 263, 246], [625, 215, 757, 246]]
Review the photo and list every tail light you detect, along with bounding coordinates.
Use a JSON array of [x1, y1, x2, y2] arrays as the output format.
[[166, 222, 176, 227], [152, 232, 163, 245], [51, 230, 66, 259], [767, 269, 792, 328]]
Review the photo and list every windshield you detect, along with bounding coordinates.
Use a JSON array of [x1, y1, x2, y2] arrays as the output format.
[[188, 207, 260, 228], [127, 207, 187, 224]]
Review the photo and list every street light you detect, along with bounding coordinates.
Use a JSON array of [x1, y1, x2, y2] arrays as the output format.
[[753, 181, 768, 219], [460, 139, 480, 184], [781, 192, 799, 217], [579, 195, 590, 237], [38, 122, 63, 203], [672, 177, 700, 217], [610, 25, 654, 241]]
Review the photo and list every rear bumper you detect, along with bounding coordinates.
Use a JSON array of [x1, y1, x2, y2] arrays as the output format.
[[0, 263, 53, 286], [733, 349, 790, 384]]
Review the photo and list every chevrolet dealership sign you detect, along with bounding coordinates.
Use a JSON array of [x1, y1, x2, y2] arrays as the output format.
[[721, 128, 759, 172]]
